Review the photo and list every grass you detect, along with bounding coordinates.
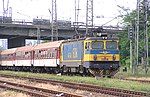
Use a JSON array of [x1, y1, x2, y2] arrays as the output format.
[[120, 58, 150, 78], [0, 70, 150, 93], [115, 66, 150, 78]]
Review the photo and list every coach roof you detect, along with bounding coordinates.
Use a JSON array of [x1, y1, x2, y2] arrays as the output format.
[[16, 45, 34, 52], [1, 48, 17, 55], [34, 40, 64, 50]]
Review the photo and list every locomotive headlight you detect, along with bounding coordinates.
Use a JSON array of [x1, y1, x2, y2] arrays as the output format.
[[112, 55, 116, 61], [93, 54, 97, 61]]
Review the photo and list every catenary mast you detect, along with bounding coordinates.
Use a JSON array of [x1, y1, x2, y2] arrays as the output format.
[[86, 0, 93, 35], [51, 0, 58, 41], [133, 0, 149, 74]]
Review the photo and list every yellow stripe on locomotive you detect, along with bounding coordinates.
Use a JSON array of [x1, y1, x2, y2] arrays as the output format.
[[83, 39, 120, 62], [83, 54, 120, 61]]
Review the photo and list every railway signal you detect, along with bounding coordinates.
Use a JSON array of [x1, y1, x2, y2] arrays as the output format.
[[128, 26, 133, 40]]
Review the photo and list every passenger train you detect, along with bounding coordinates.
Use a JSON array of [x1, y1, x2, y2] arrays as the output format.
[[0, 34, 120, 77]]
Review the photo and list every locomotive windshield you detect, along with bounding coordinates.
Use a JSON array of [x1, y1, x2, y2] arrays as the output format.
[[106, 41, 117, 50], [91, 41, 104, 49]]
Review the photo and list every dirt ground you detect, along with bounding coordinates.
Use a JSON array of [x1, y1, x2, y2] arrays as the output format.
[[0, 77, 116, 97], [0, 89, 30, 97]]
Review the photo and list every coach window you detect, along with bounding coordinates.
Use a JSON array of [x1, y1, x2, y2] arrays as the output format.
[[16, 52, 21, 59], [52, 52, 54, 58], [35, 50, 37, 58], [41, 50, 43, 58], [38, 50, 41, 58], [24, 52, 26, 59], [42, 50, 46, 58], [30, 51, 32, 58], [35, 50, 38, 59], [43, 50, 45, 58], [17, 52, 21, 59], [3, 55, 6, 60], [49, 52, 51, 58], [7, 54, 10, 60], [28, 52, 30, 59], [8, 54, 10, 60], [44, 50, 47, 58], [1, 55, 4, 60], [47, 50, 49, 58], [48, 52, 51, 58], [10, 54, 12, 60], [20, 52, 23, 59], [45, 50, 48, 58], [21, 52, 24, 59], [9, 54, 12, 60], [16, 53, 18, 59], [25, 52, 28, 59], [7, 54, 9, 60], [42, 50, 45, 58], [16, 52, 20, 59], [25, 52, 28, 55], [48, 51, 50, 58]]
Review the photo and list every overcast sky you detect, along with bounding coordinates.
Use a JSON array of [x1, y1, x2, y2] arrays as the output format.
[[0, 0, 137, 49], [0, 0, 136, 26]]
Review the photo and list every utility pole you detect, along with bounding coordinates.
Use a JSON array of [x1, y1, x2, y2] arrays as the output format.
[[86, 0, 93, 35], [135, 0, 141, 74], [143, 0, 149, 74], [75, 0, 80, 24], [134, 0, 149, 74], [74, 0, 81, 34], [51, 0, 58, 41], [2, 0, 10, 17], [2, 0, 11, 23]]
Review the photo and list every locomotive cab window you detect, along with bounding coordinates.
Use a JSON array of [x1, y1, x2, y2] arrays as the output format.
[[85, 42, 91, 49], [91, 41, 104, 49], [106, 41, 117, 50]]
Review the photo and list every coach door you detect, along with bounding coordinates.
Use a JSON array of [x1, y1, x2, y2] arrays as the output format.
[[31, 51, 34, 66]]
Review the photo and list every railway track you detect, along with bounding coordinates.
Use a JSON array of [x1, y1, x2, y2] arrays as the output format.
[[0, 78, 82, 97], [0, 74, 149, 97]]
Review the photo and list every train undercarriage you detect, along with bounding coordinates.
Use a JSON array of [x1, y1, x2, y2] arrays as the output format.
[[0, 62, 120, 78], [89, 69, 119, 78]]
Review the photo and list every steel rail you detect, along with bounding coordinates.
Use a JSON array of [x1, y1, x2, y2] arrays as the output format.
[[0, 79, 82, 97], [0, 74, 149, 97]]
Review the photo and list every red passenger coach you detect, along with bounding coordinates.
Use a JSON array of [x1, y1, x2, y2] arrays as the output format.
[[0, 40, 64, 73], [15, 45, 34, 67], [0, 48, 17, 67], [33, 40, 63, 68]]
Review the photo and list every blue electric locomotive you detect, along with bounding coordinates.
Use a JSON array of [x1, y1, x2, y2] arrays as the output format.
[[60, 36, 120, 77]]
